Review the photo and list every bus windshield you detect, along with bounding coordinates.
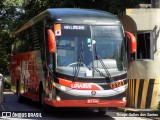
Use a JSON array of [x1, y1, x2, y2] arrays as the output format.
[[56, 24, 124, 77]]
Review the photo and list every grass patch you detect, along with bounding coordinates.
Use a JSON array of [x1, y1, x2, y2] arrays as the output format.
[[11, 85, 16, 90], [4, 76, 11, 89]]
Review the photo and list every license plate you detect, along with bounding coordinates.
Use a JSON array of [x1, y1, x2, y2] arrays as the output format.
[[87, 99, 99, 104]]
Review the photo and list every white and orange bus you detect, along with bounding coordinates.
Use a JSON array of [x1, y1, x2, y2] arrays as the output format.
[[11, 8, 136, 114]]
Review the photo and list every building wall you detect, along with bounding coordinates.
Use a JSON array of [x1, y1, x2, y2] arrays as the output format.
[[121, 9, 160, 31], [120, 8, 160, 109]]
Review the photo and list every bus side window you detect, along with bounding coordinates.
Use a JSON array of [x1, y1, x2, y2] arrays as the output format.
[[19, 31, 29, 53]]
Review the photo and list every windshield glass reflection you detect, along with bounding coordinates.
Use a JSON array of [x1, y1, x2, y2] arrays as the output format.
[[56, 24, 125, 77]]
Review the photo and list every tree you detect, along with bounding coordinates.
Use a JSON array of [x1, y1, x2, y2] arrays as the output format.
[[0, 0, 24, 75]]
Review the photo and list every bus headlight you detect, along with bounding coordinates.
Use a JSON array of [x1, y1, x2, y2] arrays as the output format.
[[60, 86, 67, 91], [53, 82, 71, 91], [56, 96, 61, 101], [53, 82, 56, 87]]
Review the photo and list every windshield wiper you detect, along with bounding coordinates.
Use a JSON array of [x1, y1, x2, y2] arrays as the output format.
[[73, 41, 84, 81], [95, 54, 114, 83], [94, 42, 114, 83], [93, 67, 106, 78]]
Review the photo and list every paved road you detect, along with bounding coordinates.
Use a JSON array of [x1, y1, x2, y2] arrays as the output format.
[[0, 91, 158, 120]]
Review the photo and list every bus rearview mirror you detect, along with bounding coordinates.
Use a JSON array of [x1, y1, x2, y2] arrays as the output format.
[[47, 29, 56, 53], [125, 31, 136, 53]]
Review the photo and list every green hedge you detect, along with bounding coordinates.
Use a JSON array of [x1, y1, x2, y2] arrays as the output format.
[[4, 76, 11, 89]]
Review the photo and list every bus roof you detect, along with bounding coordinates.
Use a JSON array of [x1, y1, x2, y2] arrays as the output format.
[[15, 8, 121, 35]]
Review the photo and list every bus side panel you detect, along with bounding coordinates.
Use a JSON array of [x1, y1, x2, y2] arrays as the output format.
[[11, 51, 44, 101]]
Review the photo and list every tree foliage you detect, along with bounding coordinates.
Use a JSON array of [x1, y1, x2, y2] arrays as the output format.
[[0, 0, 24, 74], [0, 0, 150, 75]]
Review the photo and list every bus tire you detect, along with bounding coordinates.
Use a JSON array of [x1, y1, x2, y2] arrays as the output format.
[[98, 107, 107, 115]]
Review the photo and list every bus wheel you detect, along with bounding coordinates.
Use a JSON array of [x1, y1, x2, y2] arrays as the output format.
[[98, 107, 107, 115]]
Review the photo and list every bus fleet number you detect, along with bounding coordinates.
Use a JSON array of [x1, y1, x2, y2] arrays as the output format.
[[110, 80, 124, 89]]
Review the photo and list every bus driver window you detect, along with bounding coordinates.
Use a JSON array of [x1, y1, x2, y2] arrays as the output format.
[[57, 39, 76, 66]]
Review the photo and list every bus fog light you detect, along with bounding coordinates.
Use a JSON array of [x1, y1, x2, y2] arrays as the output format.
[[122, 97, 126, 102], [56, 96, 61, 101], [53, 82, 56, 87]]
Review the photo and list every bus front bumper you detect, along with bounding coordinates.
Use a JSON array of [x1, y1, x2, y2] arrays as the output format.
[[44, 98, 126, 107]]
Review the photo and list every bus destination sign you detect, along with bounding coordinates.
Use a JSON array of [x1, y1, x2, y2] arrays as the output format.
[[63, 25, 86, 30]]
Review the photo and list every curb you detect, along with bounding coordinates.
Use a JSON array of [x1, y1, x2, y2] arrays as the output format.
[[3, 89, 16, 94], [118, 107, 160, 112]]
